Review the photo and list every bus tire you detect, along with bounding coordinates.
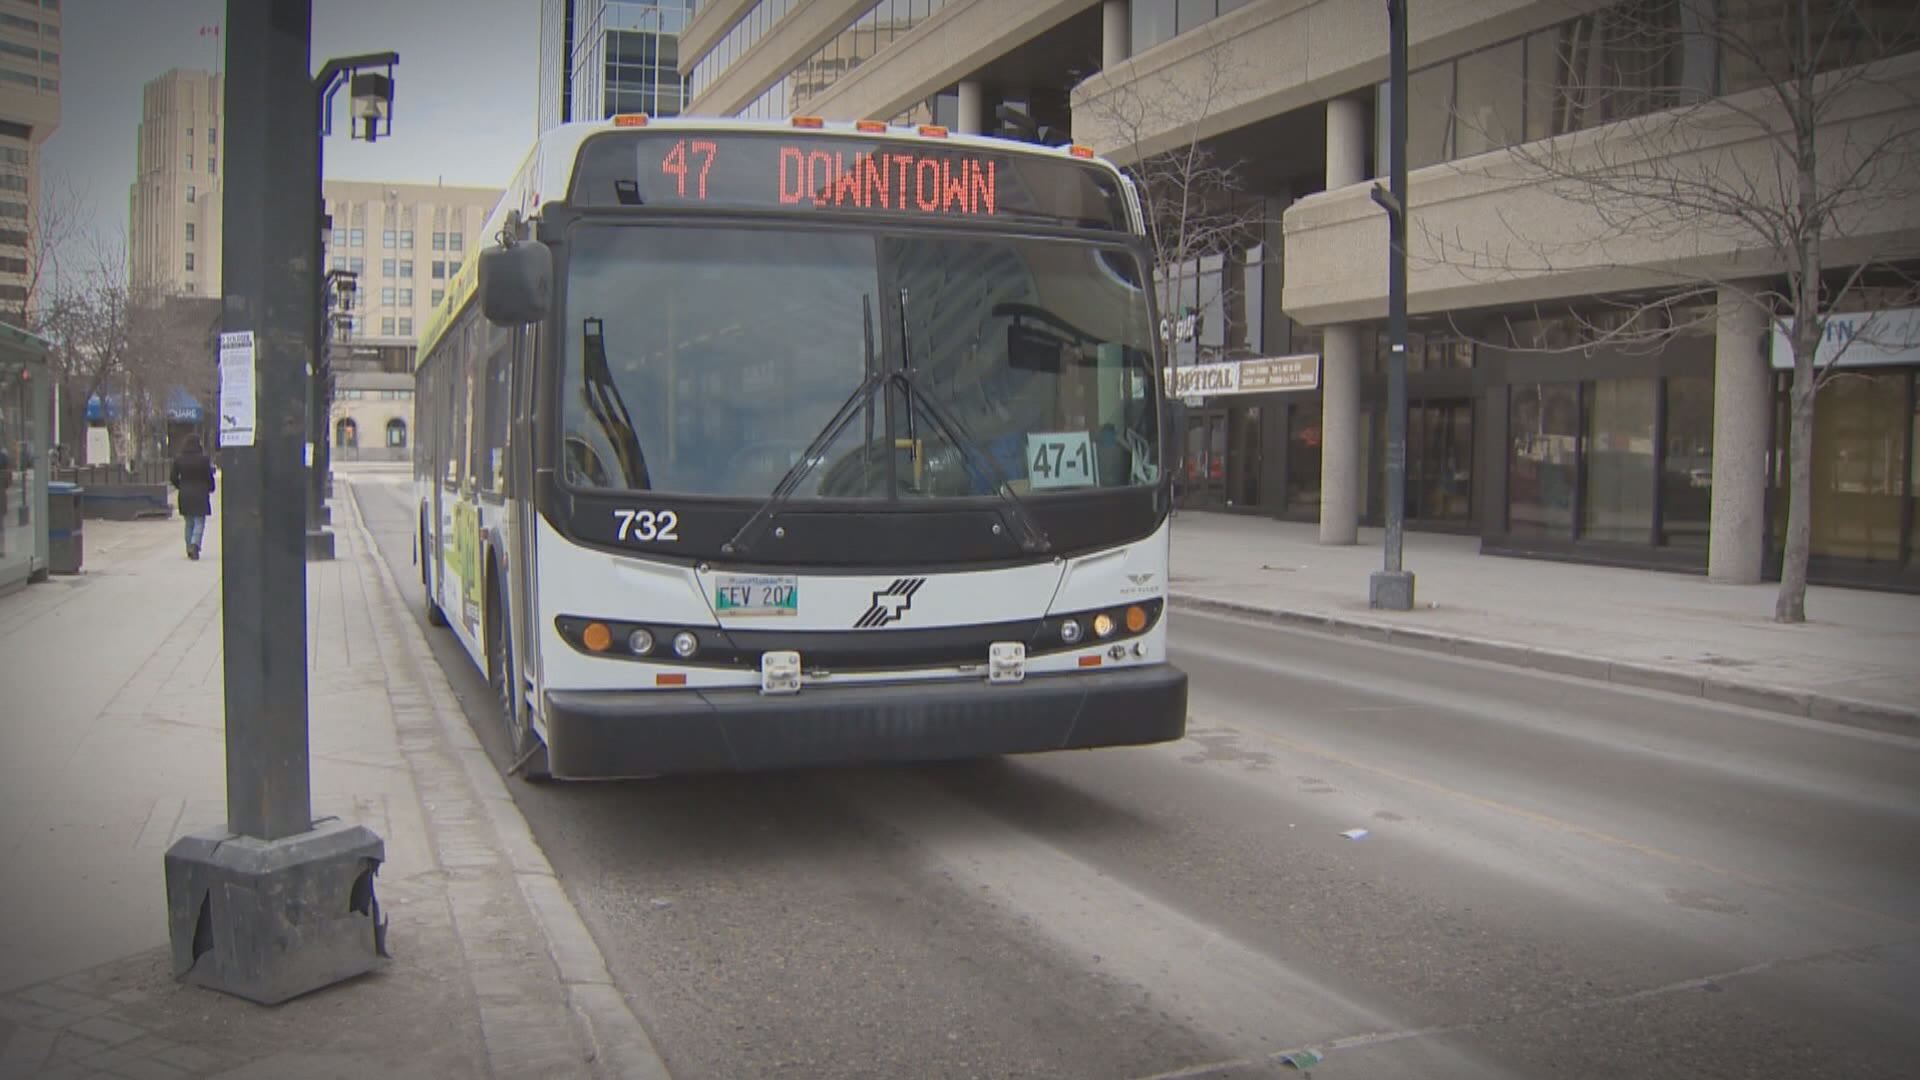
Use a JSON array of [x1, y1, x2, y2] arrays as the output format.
[[489, 565, 549, 783], [422, 507, 449, 628]]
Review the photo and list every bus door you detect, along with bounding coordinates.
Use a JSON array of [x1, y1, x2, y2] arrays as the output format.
[[507, 322, 539, 717]]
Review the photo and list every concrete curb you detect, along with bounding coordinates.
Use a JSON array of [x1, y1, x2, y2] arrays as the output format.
[[345, 482, 673, 1080], [1169, 592, 1920, 736]]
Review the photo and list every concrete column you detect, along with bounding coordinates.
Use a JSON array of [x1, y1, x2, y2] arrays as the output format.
[[1103, 0, 1130, 69], [1709, 289, 1771, 583], [1326, 96, 1368, 189], [1320, 323, 1363, 544], [957, 80, 984, 135]]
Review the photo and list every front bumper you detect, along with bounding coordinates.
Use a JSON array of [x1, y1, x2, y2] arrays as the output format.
[[541, 665, 1189, 779]]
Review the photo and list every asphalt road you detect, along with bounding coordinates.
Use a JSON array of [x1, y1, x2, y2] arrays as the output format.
[[350, 471, 1920, 1079]]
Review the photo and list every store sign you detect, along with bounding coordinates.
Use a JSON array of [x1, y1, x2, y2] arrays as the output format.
[[1770, 306, 1920, 370], [1165, 354, 1320, 398]]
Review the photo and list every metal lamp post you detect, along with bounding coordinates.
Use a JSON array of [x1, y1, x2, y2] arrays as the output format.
[[304, 52, 395, 562], [1368, 0, 1415, 611], [163, 2, 397, 1004]]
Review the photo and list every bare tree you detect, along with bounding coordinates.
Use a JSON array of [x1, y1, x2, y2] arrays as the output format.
[[1077, 31, 1270, 373], [1418, 0, 1920, 622], [38, 234, 139, 461], [13, 171, 85, 333]]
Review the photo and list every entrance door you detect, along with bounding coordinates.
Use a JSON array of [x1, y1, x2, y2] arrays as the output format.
[[1182, 408, 1229, 508]]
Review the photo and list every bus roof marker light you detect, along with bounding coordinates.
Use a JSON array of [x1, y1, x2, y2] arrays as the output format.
[[613, 114, 649, 127], [918, 125, 949, 138], [791, 115, 825, 129], [855, 120, 887, 133], [1069, 144, 1095, 159]]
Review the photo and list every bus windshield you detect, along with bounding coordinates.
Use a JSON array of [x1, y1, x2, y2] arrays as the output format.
[[560, 224, 1162, 500]]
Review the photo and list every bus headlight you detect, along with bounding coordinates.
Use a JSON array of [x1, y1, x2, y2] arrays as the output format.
[[672, 631, 700, 659], [627, 628, 655, 655], [1060, 618, 1083, 644], [1092, 612, 1116, 639]]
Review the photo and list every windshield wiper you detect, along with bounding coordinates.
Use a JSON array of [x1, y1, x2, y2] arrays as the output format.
[[725, 291, 1055, 558], [897, 288, 1052, 555], [582, 318, 650, 489], [723, 296, 886, 558]]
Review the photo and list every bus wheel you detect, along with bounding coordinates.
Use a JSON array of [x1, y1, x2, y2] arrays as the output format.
[[490, 586, 549, 782], [422, 509, 449, 627]]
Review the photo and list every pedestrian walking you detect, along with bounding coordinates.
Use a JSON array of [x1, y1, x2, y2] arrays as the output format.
[[170, 435, 215, 560]]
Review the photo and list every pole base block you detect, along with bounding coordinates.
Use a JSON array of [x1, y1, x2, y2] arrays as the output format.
[[1369, 569, 1416, 611], [163, 821, 389, 1005], [305, 528, 336, 561]]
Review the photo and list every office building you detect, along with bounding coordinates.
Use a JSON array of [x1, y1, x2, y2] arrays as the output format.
[[539, 0, 694, 132], [0, 0, 59, 325], [675, 0, 1920, 592], [129, 70, 222, 298]]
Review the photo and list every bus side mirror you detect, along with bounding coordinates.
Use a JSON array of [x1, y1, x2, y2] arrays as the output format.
[[479, 241, 552, 325]]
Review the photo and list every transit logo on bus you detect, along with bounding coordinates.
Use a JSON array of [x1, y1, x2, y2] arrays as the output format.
[[856, 578, 926, 628]]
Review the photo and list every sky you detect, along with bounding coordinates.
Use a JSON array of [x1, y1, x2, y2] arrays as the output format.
[[41, 0, 541, 267]]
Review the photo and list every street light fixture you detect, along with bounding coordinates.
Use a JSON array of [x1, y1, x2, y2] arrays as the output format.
[[304, 54, 397, 562], [348, 70, 392, 142]]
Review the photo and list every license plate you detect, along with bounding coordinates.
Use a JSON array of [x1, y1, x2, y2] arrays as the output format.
[[714, 574, 798, 617]]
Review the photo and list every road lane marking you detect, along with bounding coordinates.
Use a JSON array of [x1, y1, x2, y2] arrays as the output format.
[[1183, 703, 1920, 934], [1128, 941, 1917, 1080], [838, 771, 1510, 1078]]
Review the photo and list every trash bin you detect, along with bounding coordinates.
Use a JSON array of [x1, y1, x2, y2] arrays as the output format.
[[48, 481, 82, 575]]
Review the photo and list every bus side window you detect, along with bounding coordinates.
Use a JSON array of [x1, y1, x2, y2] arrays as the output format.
[[482, 322, 511, 495]]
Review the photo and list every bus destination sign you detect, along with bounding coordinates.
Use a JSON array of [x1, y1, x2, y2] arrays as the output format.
[[569, 130, 1130, 232]]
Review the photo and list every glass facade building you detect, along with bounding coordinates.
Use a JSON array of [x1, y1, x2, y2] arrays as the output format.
[[540, 0, 692, 132]]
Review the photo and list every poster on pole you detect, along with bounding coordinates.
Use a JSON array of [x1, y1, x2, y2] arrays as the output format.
[[218, 331, 256, 447]]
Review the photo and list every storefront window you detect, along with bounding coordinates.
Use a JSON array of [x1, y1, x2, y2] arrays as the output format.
[[1228, 405, 1263, 508], [1508, 382, 1579, 537], [1287, 404, 1320, 514], [1411, 400, 1473, 522], [1582, 378, 1657, 543], [1811, 373, 1907, 561], [1661, 375, 1713, 547]]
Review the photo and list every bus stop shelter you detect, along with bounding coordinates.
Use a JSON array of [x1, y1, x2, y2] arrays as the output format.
[[0, 321, 52, 594]]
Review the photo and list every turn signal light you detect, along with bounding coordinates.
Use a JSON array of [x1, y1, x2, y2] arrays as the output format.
[[582, 622, 613, 652], [1125, 605, 1148, 634]]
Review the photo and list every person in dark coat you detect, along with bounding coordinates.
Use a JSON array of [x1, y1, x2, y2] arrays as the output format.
[[170, 435, 216, 560]]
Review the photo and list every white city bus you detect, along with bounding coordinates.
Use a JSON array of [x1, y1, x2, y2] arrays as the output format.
[[413, 115, 1186, 780]]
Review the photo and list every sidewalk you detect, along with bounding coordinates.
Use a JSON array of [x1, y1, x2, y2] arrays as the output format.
[[1168, 512, 1920, 731], [0, 489, 667, 1078]]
